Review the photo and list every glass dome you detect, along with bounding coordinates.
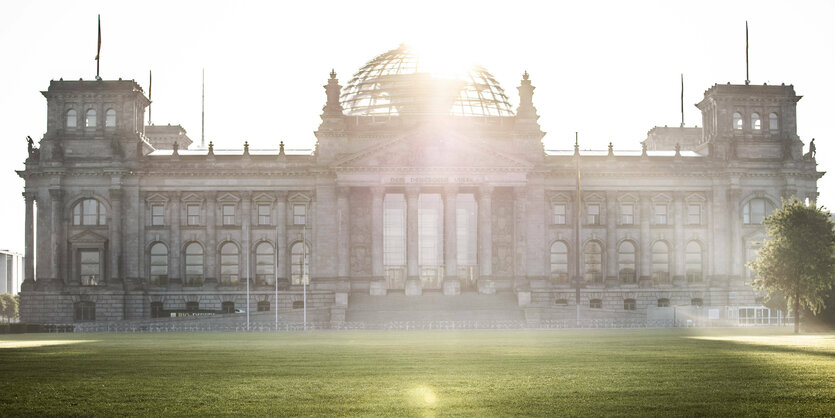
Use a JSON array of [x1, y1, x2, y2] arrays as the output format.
[[340, 44, 514, 117]]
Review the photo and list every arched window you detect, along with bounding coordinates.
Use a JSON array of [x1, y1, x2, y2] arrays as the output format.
[[550, 241, 569, 283], [624, 298, 636, 310], [150, 301, 165, 318], [769, 113, 779, 132], [74, 301, 96, 321], [589, 299, 602, 309], [221, 301, 235, 314], [657, 298, 671, 307], [66, 109, 77, 128], [291, 241, 310, 285], [255, 242, 275, 285], [743, 198, 775, 224], [257, 301, 270, 312], [618, 241, 636, 284], [85, 109, 96, 128], [583, 241, 603, 283], [751, 113, 761, 130], [685, 241, 703, 283], [149, 242, 169, 285], [651, 241, 670, 284], [733, 112, 743, 130], [184, 243, 204, 286], [219, 242, 240, 285], [72, 199, 107, 226], [105, 109, 116, 128]]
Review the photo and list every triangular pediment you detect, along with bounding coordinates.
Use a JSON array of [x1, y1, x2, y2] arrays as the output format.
[[217, 192, 240, 203], [334, 131, 533, 170], [145, 192, 169, 203], [252, 192, 275, 203], [69, 229, 107, 243], [181, 192, 204, 203]]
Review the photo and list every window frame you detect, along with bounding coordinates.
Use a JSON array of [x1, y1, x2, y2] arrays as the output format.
[[751, 112, 761, 130], [621, 203, 634, 225], [66, 109, 77, 128], [85, 108, 97, 128], [186, 204, 201, 226], [654, 204, 668, 225], [105, 108, 116, 128], [549, 241, 569, 283], [219, 242, 240, 286], [293, 204, 307, 225], [222, 204, 236, 226], [587, 203, 600, 225], [624, 298, 637, 311], [687, 204, 701, 225], [589, 299, 603, 309], [733, 112, 743, 130], [257, 204, 272, 226], [72, 199, 107, 226], [78, 248, 102, 286], [151, 204, 165, 226], [74, 301, 96, 321], [184, 242, 204, 286], [149, 242, 169, 286], [552, 203, 566, 225]]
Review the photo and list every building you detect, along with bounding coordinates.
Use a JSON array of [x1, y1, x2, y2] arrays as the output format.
[[17, 45, 822, 324], [0, 250, 24, 296]]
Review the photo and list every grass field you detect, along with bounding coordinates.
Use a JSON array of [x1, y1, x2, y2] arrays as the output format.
[[1, 328, 834, 416]]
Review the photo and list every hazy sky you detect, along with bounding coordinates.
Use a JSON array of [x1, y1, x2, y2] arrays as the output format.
[[1, 0, 832, 253]]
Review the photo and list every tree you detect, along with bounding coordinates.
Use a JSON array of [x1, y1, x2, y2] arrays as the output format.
[[0, 294, 18, 323], [748, 198, 835, 333]]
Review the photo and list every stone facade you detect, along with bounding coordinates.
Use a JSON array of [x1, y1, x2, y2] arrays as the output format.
[[17, 47, 822, 324]]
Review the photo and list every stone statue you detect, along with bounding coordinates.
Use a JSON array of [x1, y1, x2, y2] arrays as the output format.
[[27, 136, 34, 155], [810, 138, 816, 158]]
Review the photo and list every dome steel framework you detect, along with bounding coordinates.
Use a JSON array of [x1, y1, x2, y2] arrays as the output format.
[[340, 45, 514, 117]]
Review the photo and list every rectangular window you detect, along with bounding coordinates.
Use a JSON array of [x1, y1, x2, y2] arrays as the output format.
[[621, 204, 634, 225], [258, 204, 271, 225], [552, 204, 566, 225], [687, 204, 701, 225], [79, 249, 100, 286], [293, 204, 306, 225], [187, 204, 200, 226], [587, 204, 600, 225], [222, 204, 235, 225], [655, 204, 667, 225], [151, 204, 165, 226]]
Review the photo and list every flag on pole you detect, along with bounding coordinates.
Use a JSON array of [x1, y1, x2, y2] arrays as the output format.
[[95, 15, 101, 61]]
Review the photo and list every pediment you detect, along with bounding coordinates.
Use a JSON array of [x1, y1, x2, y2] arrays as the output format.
[[70, 229, 107, 243], [618, 192, 638, 203], [217, 192, 240, 203], [686, 192, 707, 203], [181, 192, 204, 203], [145, 192, 169, 203], [583, 192, 605, 202], [550, 192, 571, 203], [252, 192, 275, 203], [334, 132, 533, 170], [652, 193, 672, 203], [288, 192, 311, 203]]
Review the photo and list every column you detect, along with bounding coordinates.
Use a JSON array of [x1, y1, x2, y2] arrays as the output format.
[[711, 184, 728, 281], [729, 188, 743, 280], [406, 186, 420, 280], [606, 191, 617, 281], [370, 186, 384, 279], [639, 192, 651, 281], [478, 185, 493, 277], [205, 192, 217, 281], [443, 186, 457, 279], [673, 192, 685, 280], [242, 192, 251, 284], [23, 192, 35, 286], [337, 187, 350, 279], [276, 191, 287, 281], [514, 187, 527, 278], [48, 189, 63, 283], [169, 192, 181, 283], [109, 188, 122, 283]]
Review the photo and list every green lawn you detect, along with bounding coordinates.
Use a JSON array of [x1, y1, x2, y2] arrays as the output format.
[[1, 328, 834, 416]]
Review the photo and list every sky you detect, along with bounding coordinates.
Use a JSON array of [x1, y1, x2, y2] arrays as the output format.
[[0, 0, 832, 253]]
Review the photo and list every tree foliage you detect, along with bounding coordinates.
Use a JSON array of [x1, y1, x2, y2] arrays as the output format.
[[0, 294, 18, 323], [748, 198, 835, 332]]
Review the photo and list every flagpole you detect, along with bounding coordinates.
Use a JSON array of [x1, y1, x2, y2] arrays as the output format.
[[680, 73, 684, 128], [303, 224, 307, 331], [745, 21, 750, 85], [575, 132, 581, 328], [95, 15, 101, 80], [246, 222, 250, 331], [148, 70, 152, 125], [275, 230, 279, 331]]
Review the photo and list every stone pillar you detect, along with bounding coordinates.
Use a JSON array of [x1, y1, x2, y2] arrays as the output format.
[[639, 192, 651, 282], [337, 187, 350, 279], [711, 182, 729, 282], [48, 189, 63, 283], [23, 192, 35, 288], [276, 191, 287, 282], [205, 192, 217, 281], [109, 188, 123, 283], [242, 192, 251, 284], [513, 186, 527, 281], [605, 191, 617, 282], [406, 186, 420, 280], [443, 186, 457, 279], [729, 188, 743, 280], [169, 192, 181, 283], [478, 185, 493, 277], [673, 192, 685, 281], [370, 186, 384, 279]]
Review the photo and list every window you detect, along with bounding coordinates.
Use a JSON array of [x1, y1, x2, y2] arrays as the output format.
[[685, 241, 703, 283], [621, 204, 634, 225], [751, 113, 761, 130], [552, 204, 566, 225], [589, 299, 602, 309], [691, 298, 704, 307], [79, 249, 101, 286], [769, 113, 779, 132], [655, 204, 667, 225], [258, 204, 271, 225], [149, 242, 168, 285], [292, 300, 305, 309], [105, 109, 116, 128], [221, 301, 235, 314], [222, 205, 236, 225], [255, 242, 275, 285], [85, 109, 96, 128], [291, 241, 309, 285], [184, 242, 204, 286], [733, 112, 743, 130], [555, 299, 568, 306], [687, 204, 701, 225], [617, 241, 636, 284], [587, 204, 600, 225], [651, 241, 670, 283], [658, 298, 671, 308], [150, 301, 165, 318], [151, 204, 165, 226], [74, 301, 95, 321], [220, 242, 240, 285], [624, 299, 636, 310], [72, 199, 107, 226], [583, 241, 603, 283], [185, 301, 199, 312], [743, 198, 774, 224], [187, 204, 200, 226], [293, 204, 306, 225], [550, 241, 569, 283], [257, 301, 270, 312], [66, 109, 77, 128]]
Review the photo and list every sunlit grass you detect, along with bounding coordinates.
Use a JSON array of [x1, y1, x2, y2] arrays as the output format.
[[0, 339, 97, 349], [0, 328, 833, 416]]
